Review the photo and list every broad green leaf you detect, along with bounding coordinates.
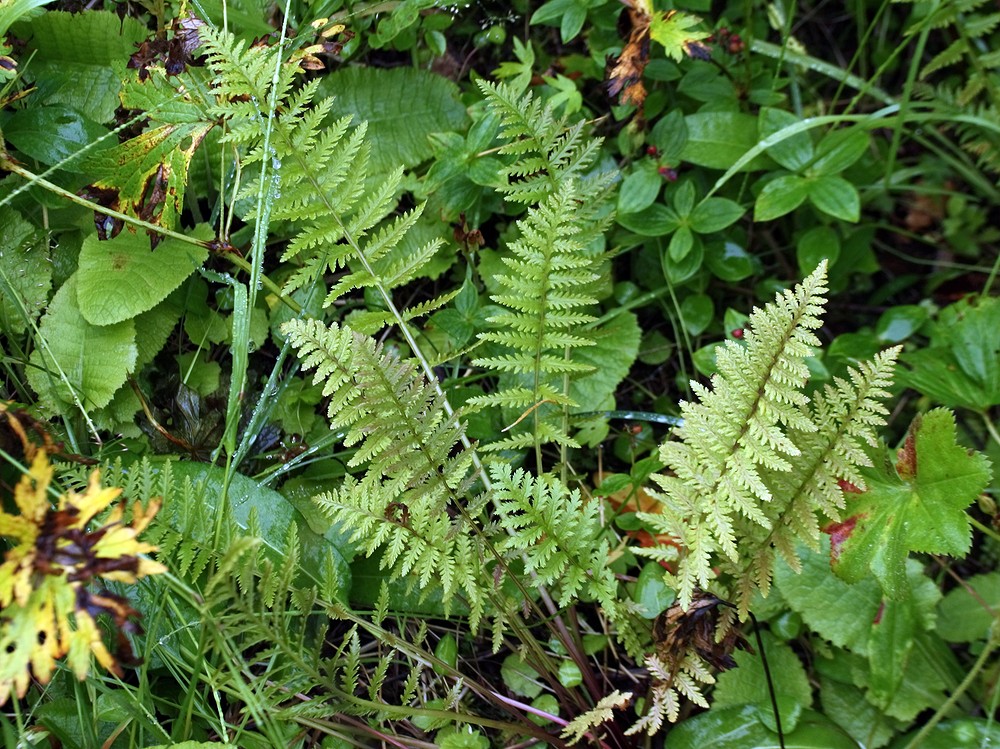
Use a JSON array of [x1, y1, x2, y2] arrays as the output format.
[[650, 109, 688, 163], [560, 4, 587, 42], [176, 352, 221, 397], [500, 653, 543, 698], [2, 107, 111, 172], [557, 660, 583, 687], [811, 128, 870, 175], [775, 538, 883, 654], [617, 203, 680, 236], [14, 10, 149, 123], [829, 409, 992, 597], [867, 593, 918, 706], [433, 633, 458, 674], [662, 235, 703, 283], [86, 127, 214, 235], [618, 163, 662, 214], [166, 461, 351, 600], [649, 9, 711, 62], [759, 107, 815, 171], [570, 311, 641, 408], [936, 572, 1000, 642], [875, 305, 927, 343], [808, 175, 860, 222], [819, 675, 904, 749], [796, 226, 840, 275], [0, 207, 50, 336], [319, 67, 469, 173], [664, 706, 859, 749], [754, 174, 809, 221], [706, 240, 755, 281], [369, 0, 436, 46], [690, 197, 744, 233], [713, 632, 812, 733], [27, 274, 137, 411], [673, 180, 697, 216], [680, 293, 713, 335], [856, 629, 962, 722], [669, 225, 695, 261], [899, 295, 1000, 411], [530, 0, 577, 26], [76, 228, 209, 326], [632, 561, 674, 618], [0, 0, 54, 36], [681, 112, 773, 171], [133, 289, 184, 371]]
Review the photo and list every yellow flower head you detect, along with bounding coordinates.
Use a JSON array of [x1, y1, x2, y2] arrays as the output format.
[[0, 452, 166, 705]]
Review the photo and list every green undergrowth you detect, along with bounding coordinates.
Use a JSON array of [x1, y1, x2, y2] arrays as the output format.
[[0, 0, 998, 747]]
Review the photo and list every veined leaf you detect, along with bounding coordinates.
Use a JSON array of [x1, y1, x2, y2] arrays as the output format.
[[899, 295, 1000, 411], [648, 10, 711, 63], [77, 226, 210, 326], [828, 409, 992, 597], [165, 461, 352, 599], [84, 70, 215, 236], [0, 207, 50, 337], [681, 113, 773, 171], [12, 10, 148, 122], [318, 67, 469, 173], [27, 274, 137, 412]]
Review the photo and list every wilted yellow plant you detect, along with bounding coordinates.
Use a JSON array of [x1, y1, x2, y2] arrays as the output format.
[[0, 451, 166, 705]]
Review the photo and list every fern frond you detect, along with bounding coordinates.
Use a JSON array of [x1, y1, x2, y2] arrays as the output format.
[[470, 180, 605, 453], [731, 346, 901, 613], [199, 28, 442, 315], [490, 464, 616, 609], [641, 262, 828, 608], [625, 653, 713, 734], [638, 262, 899, 618], [282, 319, 490, 626], [478, 80, 607, 205]]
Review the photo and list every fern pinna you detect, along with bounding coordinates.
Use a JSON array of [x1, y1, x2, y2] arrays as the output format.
[[199, 27, 445, 319], [280, 319, 490, 626], [469, 82, 616, 466], [637, 261, 899, 614]]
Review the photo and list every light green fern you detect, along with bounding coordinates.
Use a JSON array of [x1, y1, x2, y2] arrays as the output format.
[[280, 318, 491, 626], [198, 27, 446, 318], [636, 261, 900, 614], [469, 83, 616, 466]]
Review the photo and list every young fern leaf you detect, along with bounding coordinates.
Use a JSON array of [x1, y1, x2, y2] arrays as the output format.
[[490, 464, 615, 609], [470, 181, 604, 452], [640, 262, 828, 606], [637, 261, 899, 615], [734, 345, 900, 611], [198, 28, 446, 315], [282, 319, 490, 627], [470, 83, 616, 457], [478, 79, 606, 205]]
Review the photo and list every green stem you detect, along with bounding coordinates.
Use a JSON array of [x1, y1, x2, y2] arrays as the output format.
[[0, 159, 301, 312], [884, 0, 937, 192], [983, 413, 1000, 449], [902, 627, 999, 749]]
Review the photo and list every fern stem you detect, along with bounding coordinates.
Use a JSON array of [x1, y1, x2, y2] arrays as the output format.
[[274, 142, 490, 493]]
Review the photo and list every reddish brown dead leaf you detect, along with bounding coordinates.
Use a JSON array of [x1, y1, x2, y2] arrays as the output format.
[[653, 590, 750, 672], [896, 428, 918, 479], [607, 5, 651, 107]]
